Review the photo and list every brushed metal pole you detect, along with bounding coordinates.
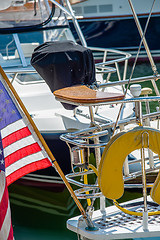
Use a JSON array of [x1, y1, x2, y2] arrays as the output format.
[[128, 0, 160, 97]]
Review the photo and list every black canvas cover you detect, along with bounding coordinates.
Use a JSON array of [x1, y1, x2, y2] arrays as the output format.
[[31, 40, 95, 109]]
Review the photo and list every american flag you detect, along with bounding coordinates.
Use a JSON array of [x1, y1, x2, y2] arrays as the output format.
[[0, 68, 53, 238], [0, 135, 13, 240], [0, 77, 52, 185]]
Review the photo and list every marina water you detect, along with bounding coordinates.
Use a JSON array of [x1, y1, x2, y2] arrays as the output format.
[[9, 62, 160, 240]]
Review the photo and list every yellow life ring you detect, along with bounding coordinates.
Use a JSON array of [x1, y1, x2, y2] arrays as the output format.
[[98, 126, 160, 205]]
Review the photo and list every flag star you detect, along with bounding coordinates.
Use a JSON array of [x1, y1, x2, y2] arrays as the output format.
[[2, 108, 6, 113], [0, 118, 3, 122], [0, 89, 3, 94], [0, 149, 2, 155], [6, 99, 10, 104], [12, 110, 16, 114], [1, 159, 4, 165]]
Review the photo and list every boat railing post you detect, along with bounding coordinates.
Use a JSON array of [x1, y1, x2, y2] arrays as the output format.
[[156, 106, 160, 129], [65, 0, 87, 47], [100, 195, 106, 216], [123, 59, 128, 82], [141, 132, 149, 231], [103, 50, 107, 62], [130, 84, 149, 231], [130, 84, 142, 125], [10, 72, 18, 84], [13, 33, 27, 67], [115, 62, 125, 93], [120, 124, 129, 176], [88, 106, 106, 213], [89, 106, 101, 167], [141, 88, 154, 169]]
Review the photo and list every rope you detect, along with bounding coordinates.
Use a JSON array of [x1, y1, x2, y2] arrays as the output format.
[[89, 164, 98, 176], [113, 199, 160, 216]]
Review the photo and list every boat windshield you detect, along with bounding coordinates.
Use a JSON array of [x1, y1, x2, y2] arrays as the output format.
[[0, 28, 75, 67], [0, 0, 69, 33], [0, 0, 75, 72]]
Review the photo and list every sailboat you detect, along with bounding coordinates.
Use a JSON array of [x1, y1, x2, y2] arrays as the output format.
[[1, 0, 160, 238], [39, 0, 160, 239], [0, 0, 135, 189]]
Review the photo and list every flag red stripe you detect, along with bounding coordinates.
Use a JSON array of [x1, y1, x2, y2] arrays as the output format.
[[6, 158, 52, 186], [0, 181, 9, 229], [7, 225, 14, 240], [2, 127, 31, 148], [5, 143, 42, 167]]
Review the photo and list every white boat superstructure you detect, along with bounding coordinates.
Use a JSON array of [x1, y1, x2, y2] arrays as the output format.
[[72, 0, 160, 19], [0, 0, 134, 136]]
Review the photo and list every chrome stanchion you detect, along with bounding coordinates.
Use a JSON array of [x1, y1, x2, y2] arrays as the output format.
[[130, 84, 148, 231]]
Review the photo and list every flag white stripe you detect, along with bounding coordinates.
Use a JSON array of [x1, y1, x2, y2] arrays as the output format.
[[1, 119, 26, 139], [4, 135, 36, 158], [0, 173, 5, 202], [6, 151, 46, 176], [0, 199, 12, 240]]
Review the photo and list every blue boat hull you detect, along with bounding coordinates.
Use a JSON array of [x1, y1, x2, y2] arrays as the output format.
[[70, 15, 160, 58]]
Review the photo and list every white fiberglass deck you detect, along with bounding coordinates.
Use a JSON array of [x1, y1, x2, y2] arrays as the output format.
[[67, 196, 160, 239]]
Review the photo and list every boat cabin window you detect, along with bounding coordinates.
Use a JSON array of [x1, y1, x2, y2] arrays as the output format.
[[10, 73, 44, 84], [99, 4, 113, 13], [72, 6, 83, 15], [0, 0, 75, 70], [84, 6, 97, 14]]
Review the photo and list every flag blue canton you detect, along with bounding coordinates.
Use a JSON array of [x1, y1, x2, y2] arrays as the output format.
[[0, 81, 21, 130], [0, 132, 5, 172]]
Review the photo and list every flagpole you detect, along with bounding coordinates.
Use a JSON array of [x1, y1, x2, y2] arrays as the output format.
[[0, 66, 90, 221]]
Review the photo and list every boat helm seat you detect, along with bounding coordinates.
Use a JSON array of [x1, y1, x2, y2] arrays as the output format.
[[31, 40, 96, 110], [31, 40, 125, 109], [98, 126, 160, 206], [53, 85, 124, 106]]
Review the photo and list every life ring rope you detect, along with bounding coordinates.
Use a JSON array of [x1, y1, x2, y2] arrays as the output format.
[[113, 199, 160, 216]]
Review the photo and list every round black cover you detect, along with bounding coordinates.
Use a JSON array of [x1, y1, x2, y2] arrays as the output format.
[[31, 41, 95, 109]]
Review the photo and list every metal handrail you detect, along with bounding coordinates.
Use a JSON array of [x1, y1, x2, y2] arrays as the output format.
[[61, 111, 160, 141], [56, 95, 160, 108], [90, 47, 132, 65], [124, 165, 160, 182], [66, 170, 98, 188], [98, 74, 160, 88]]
